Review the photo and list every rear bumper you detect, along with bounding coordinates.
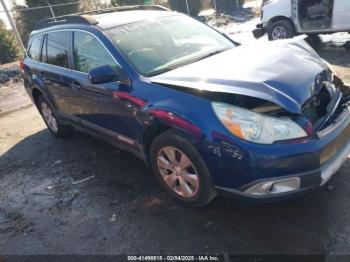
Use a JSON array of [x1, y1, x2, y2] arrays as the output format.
[[252, 23, 265, 39]]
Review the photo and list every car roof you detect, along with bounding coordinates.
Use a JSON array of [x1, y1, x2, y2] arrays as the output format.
[[92, 10, 178, 30], [30, 9, 180, 37]]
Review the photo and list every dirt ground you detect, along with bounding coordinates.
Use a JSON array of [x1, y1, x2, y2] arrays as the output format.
[[1, 40, 350, 255]]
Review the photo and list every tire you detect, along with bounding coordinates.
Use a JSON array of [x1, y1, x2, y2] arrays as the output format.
[[268, 20, 295, 41], [150, 129, 216, 207], [38, 96, 72, 138]]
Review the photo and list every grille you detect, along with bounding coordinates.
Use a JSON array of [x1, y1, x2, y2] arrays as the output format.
[[303, 86, 332, 125]]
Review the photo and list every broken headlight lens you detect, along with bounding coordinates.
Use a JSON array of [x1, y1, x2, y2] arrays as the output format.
[[212, 102, 308, 144]]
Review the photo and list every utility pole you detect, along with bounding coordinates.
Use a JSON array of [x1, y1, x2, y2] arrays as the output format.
[[0, 0, 25, 50], [235, 0, 240, 8], [185, 0, 190, 15]]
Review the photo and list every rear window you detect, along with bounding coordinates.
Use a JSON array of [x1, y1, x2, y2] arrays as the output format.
[[27, 35, 43, 61], [45, 31, 70, 68]]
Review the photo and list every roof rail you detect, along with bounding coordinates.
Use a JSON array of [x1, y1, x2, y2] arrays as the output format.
[[35, 5, 169, 30], [35, 15, 98, 30]]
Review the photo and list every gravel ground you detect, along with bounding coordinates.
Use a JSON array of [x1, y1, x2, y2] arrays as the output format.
[[0, 104, 350, 255], [0, 16, 350, 255]]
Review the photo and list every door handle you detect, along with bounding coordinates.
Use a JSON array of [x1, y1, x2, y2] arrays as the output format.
[[71, 82, 81, 91], [40, 71, 47, 81]]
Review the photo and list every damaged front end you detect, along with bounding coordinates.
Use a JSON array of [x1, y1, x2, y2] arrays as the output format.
[[302, 70, 350, 138]]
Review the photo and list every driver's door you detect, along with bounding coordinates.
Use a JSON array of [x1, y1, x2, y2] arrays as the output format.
[[69, 30, 135, 141]]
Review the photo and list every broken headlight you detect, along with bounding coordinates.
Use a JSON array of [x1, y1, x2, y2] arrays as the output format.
[[212, 102, 308, 144]]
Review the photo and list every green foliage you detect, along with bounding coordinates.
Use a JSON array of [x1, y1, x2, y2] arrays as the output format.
[[111, 0, 145, 6], [13, 0, 80, 46], [0, 20, 21, 64], [168, 0, 202, 16], [0, 19, 6, 29]]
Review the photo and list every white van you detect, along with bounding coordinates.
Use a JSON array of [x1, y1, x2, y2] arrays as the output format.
[[253, 0, 350, 40]]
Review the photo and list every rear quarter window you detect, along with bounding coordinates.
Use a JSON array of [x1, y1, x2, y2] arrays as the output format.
[[27, 35, 44, 61]]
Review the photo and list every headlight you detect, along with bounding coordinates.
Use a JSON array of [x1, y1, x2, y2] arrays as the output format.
[[212, 102, 308, 144]]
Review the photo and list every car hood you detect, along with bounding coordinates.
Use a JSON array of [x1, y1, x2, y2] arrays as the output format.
[[150, 37, 328, 114]]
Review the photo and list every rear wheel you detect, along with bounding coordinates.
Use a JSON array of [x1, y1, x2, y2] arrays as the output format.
[[268, 20, 295, 41], [38, 96, 72, 138], [150, 130, 216, 207]]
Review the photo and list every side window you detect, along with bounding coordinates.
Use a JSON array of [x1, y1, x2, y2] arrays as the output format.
[[27, 35, 43, 61], [45, 31, 70, 68], [73, 31, 117, 73]]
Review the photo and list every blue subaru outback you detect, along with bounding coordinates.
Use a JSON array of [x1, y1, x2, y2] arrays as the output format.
[[22, 5, 350, 207]]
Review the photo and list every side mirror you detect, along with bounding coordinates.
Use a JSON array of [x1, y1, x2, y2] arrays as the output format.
[[88, 65, 118, 84]]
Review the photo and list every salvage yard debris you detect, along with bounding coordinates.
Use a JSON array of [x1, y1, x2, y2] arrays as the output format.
[[71, 175, 95, 185], [54, 160, 62, 165]]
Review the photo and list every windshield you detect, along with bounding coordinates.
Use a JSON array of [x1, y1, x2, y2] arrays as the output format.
[[106, 15, 235, 77]]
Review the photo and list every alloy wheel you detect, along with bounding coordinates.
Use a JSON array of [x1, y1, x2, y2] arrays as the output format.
[[157, 146, 199, 198], [41, 102, 58, 133], [272, 26, 287, 40]]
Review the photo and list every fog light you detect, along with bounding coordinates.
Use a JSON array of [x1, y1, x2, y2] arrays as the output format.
[[244, 177, 301, 196]]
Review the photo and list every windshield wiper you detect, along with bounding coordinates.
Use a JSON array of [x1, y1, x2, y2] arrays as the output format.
[[191, 48, 230, 63], [147, 64, 183, 77], [148, 48, 231, 77]]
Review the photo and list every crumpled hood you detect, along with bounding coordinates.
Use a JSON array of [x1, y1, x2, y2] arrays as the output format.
[[150, 38, 329, 114]]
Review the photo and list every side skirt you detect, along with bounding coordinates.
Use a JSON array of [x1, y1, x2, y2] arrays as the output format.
[[58, 111, 146, 161]]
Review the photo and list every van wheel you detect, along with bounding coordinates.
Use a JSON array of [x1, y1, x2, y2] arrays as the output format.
[[268, 20, 295, 41], [150, 129, 216, 207], [38, 96, 72, 138]]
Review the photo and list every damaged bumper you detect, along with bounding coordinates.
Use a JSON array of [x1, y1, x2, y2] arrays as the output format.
[[217, 134, 350, 201], [252, 23, 265, 39], [210, 107, 350, 201]]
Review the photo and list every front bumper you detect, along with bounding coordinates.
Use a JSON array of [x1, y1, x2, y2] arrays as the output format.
[[252, 23, 265, 39], [207, 106, 350, 201], [216, 136, 350, 201]]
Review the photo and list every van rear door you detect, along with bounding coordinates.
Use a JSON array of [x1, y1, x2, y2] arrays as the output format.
[[332, 0, 350, 31]]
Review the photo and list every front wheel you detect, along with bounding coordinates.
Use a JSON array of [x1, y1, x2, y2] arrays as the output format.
[[150, 130, 216, 207], [268, 20, 295, 41]]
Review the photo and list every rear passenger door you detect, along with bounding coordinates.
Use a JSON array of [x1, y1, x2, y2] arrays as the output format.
[[40, 30, 76, 115]]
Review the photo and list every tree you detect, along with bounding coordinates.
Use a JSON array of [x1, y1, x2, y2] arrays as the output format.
[[13, 0, 80, 46], [0, 19, 21, 64], [111, 0, 145, 6]]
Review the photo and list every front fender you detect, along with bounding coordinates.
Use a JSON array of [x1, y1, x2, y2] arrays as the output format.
[[145, 108, 202, 141]]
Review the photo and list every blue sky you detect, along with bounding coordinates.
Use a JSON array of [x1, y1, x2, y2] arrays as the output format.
[[0, 0, 24, 28]]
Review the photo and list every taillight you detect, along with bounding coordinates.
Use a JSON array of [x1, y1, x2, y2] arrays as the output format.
[[19, 59, 25, 70]]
